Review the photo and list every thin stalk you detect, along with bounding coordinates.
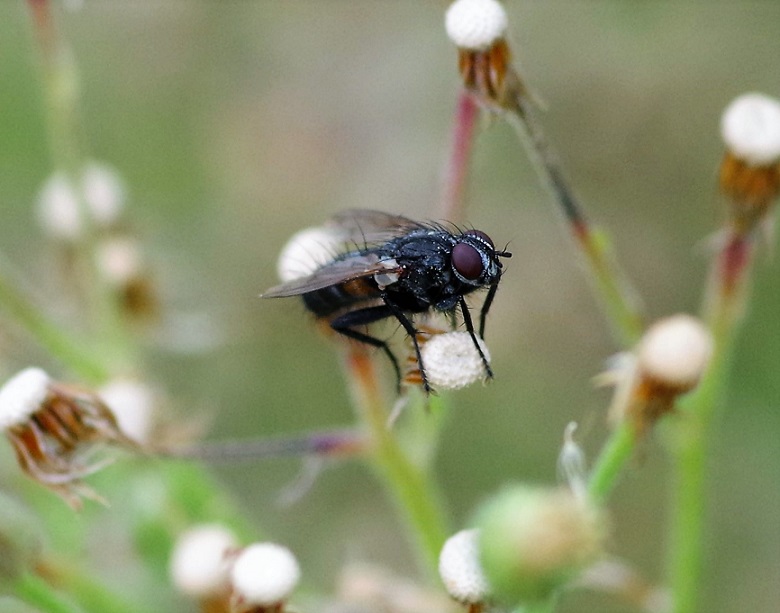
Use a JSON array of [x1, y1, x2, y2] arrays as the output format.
[[506, 94, 644, 348], [39, 560, 146, 613], [586, 421, 636, 505], [161, 428, 368, 462], [10, 572, 85, 613], [0, 259, 109, 384], [343, 346, 450, 578], [26, 0, 132, 369], [439, 91, 480, 224], [666, 233, 753, 613]]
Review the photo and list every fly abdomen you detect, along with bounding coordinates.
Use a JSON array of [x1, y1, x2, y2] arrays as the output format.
[[303, 278, 380, 317]]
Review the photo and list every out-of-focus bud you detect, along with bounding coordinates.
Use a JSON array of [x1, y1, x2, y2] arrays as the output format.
[[476, 485, 605, 605], [98, 378, 155, 444], [96, 235, 158, 320], [276, 226, 343, 283], [229, 543, 300, 612], [170, 524, 238, 606], [439, 529, 491, 607], [719, 92, 780, 235], [602, 315, 713, 433], [36, 163, 126, 242], [0, 367, 140, 509]]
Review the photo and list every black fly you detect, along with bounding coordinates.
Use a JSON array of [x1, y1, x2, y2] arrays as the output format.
[[262, 210, 511, 392]]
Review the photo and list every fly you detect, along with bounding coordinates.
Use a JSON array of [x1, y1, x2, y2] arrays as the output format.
[[262, 209, 511, 392]]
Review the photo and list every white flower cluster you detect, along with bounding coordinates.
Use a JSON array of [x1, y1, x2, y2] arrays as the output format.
[[445, 0, 508, 51], [721, 92, 780, 167]]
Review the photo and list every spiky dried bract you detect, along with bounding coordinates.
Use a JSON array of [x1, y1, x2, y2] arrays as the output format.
[[439, 529, 491, 605], [636, 314, 713, 395], [0, 368, 141, 509], [169, 524, 238, 598], [230, 543, 300, 610], [445, 0, 508, 51], [721, 93, 780, 167], [419, 331, 491, 390], [276, 226, 343, 283], [477, 485, 605, 605]]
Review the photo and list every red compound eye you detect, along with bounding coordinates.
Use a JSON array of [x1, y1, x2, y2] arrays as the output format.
[[464, 229, 494, 249], [452, 242, 484, 280]]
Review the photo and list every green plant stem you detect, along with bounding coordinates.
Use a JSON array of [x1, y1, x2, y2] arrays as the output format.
[[343, 347, 450, 578], [0, 261, 109, 384], [27, 0, 133, 369], [506, 97, 644, 348], [586, 421, 636, 505], [10, 572, 85, 613], [666, 233, 754, 613], [42, 562, 146, 613]]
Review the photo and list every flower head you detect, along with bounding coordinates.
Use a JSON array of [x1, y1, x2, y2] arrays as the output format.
[[721, 93, 780, 167], [445, 0, 508, 51], [719, 93, 780, 234], [439, 529, 491, 605], [636, 314, 712, 395], [170, 524, 238, 600], [414, 330, 491, 391], [0, 368, 140, 508], [230, 542, 300, 611], [276, 226, 343, 283]]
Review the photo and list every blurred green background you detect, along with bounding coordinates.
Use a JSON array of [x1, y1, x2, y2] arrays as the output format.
[[1, 2, 779, 612]]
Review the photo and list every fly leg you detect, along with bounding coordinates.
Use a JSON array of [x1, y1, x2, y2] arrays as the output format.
[[460, 297, 494, 379], [478, 282, 499, 338], [381, 299, 431, 394], [329, 305, 402, 388]]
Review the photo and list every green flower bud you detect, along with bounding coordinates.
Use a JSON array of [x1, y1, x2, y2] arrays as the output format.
[[476, 485, 605, 605]]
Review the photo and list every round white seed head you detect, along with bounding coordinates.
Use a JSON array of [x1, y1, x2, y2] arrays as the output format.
[[721, 92, 780, 166], [439, 529, 490, 605], [230, 543, 300, 607], [0, 368, 51, 430], [37, 173, 83, 241], [169, 524, 238, 598], [98, 378, 155, 443], [420, 332, 491, 390], [276, 226, 343, 283], [637, 314, 713, 392], [445, 0, 508, 51], [81, 162, 126, 226], [97, 237, 143, 285]]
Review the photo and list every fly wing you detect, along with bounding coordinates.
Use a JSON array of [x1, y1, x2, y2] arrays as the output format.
[[261, 253, 402, 298], [327, 209, 424, 245]]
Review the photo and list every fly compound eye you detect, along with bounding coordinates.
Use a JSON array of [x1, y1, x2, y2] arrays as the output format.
[[452, 242, 484, 280], [464, 229, 494, 250]]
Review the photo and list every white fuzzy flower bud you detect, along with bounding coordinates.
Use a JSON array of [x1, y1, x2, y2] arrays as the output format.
[[420, 331, 491, 390], [276, 227, 342, 282], [37, 164, 126, 242], [37, 174, 83, 241], [721, 93, 780, 166], [636, 314, 713, 393], [230, 542, 300, 607], [445, 0, 508, 51], [169, 525, 238, 598], [81, 162, 126, 226], [439, 529, 490, 605], [98, 378, 155, 444], [97, 237, 143, 285], [0, 368, 51, 430]]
